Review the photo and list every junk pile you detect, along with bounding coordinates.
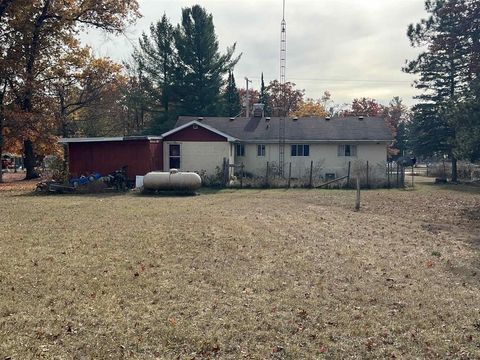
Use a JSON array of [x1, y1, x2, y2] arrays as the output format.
[[36, 166, 128, 193]]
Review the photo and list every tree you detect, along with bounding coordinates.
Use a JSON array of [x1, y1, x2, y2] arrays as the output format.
[[1, 0, 140, 178], [266, 80, 304, 116], [382, 97, 411, 157], [403, 0, 477, 181], [223, 70, 241, 117], [174, 5, 241, 116], [340, 97, 383, 117], [133, 14, 178, 133], [259, 73, 270, 116], [291, 98, 328, 117]]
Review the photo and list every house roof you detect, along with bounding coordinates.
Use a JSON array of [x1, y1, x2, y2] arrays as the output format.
[[175, 116, 393, 143]]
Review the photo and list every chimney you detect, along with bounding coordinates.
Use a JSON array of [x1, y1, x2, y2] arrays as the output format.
[[197, 117, 204, 121], [325, 116, 331, 121], [358, 116, 364, 120], [229, 117, 235, 121], [292, 116, 298, 121], [252, 103, 265, 118]]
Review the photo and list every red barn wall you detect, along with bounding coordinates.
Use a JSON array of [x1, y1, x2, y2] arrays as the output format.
[[68, 139, 163, 180], [163, 124, 228, 142]]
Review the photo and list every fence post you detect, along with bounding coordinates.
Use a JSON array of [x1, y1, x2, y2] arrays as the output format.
[[355, 177, 361, 211], [288, 162, 292, 188], [411, 164, 414, 188], [426, 163, 429, 177], [347, 161, 351, 189], [240, 162, 244, 188], [266, 161, 269, 187], [222, 158, 228, 187], [396, 162, 399, 187], [387, 162, 391, 189], [309, 160, 313, 188], [366, 160, 369, 188]]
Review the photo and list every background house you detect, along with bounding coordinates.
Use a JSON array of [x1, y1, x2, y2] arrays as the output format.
[[163, 115, 393, 180]]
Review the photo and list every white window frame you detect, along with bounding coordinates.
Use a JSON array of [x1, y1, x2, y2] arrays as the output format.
[[338, 144, 357, 157], [236, 143, 245, 157], [291, 144, 310, 157], [257, 144, 266, 157]]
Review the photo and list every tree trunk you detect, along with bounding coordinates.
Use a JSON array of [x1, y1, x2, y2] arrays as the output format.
[[451, 155, 458, 182], [0, 81, 5, 183], [24, 139, 37, 179]]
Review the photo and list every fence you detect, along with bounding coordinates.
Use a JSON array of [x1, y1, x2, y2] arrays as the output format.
[[206, 159, 407, 189]]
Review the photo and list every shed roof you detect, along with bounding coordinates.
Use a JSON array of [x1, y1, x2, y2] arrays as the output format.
[[58, 135, 162, 143], [175, 116, 393, 142]]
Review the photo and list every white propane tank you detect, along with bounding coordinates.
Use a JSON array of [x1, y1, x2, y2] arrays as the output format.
[[143, 169, 202, 191]]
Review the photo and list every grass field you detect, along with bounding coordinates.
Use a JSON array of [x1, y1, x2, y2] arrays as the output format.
[[1, 178, 480, 359]]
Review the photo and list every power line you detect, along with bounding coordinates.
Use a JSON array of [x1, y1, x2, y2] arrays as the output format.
[[247, 77, 412, 84]]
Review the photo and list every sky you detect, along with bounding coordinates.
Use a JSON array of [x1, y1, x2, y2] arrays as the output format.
[[80, 0, 427, 107]]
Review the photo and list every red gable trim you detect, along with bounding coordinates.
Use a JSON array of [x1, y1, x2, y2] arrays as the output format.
[[163, 124, 229, 142]]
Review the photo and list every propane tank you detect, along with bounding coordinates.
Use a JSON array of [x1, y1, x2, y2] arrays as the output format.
[[143, 169, 202, 191]]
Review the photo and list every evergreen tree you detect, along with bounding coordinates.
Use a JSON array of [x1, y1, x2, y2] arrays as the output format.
[[223, 70, 241, 117], [404, 0, 475, 181], [260, 72, 270, 115], [174, 5, 241, 116], [133, 14, 178, 133]]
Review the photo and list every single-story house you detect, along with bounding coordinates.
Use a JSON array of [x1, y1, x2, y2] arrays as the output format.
[[161, 115, 393, 179], [59, 136, 163, 180]]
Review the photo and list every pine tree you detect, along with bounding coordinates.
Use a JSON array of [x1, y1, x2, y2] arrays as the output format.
[[174, 5, 240, 116], [223, 70, 241, 117], [133, 14, 178, 133], [260, 73, 270, 116], [404, 0, 473, 181]]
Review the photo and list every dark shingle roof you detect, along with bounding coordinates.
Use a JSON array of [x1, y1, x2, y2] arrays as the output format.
[[175, 116, 393, 142]]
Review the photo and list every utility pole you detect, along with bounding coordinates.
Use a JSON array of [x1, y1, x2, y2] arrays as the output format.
[[278, 0, 287, 176], [244, 77, 252, 117]]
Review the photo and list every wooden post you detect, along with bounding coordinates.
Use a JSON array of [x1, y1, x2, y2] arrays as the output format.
[[288, 162, 292, 188], [222, 158, 227, 187], [347, 161, 351, 188], [266, 161, 269, 187], [366, 160, 369, 188], [240, 162, 244, 188], [309, 160, 313, 188], [355, 177, 361, 211], [426, 163, 429, 177]]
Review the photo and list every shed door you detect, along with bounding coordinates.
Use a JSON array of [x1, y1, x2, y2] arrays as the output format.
[[169, 144, 181, 169]]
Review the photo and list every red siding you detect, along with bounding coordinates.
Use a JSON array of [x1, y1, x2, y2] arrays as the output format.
[[68, 139, 163, 180], [164, 124, 227, 142]]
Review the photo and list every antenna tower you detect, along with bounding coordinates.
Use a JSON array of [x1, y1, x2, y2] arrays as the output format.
[[278, 0, 287, 176]]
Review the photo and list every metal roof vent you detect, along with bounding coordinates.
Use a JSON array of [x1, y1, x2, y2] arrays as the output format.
[[265, 117, 271, 121], [358, 116, 364, 120], [325, 116, 331, 121], [292, 116, 298, 121], [197, 117, 204, 121], [229, 117, 235, 121], [252, 103, 265, 118]]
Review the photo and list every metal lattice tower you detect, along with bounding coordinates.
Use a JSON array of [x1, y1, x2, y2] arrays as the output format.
[[278, 0, 287, 177]]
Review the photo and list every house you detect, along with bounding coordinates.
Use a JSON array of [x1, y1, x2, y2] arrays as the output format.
[[59, 136, 163, 181], [161, 114, 393, 180]]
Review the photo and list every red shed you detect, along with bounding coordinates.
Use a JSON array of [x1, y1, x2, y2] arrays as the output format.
[[59, 136, 163, 180]]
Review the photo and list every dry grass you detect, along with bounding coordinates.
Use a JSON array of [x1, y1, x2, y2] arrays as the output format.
[[1, 178, 480, 359]]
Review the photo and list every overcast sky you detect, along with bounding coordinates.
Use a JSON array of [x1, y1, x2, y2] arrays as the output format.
[[80, 0, 427, 107]]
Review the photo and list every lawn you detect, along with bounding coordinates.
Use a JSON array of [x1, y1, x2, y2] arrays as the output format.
[[1, 179, 480, 359]]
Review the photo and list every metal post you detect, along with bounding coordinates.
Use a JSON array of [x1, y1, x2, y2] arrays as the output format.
[[387, 162, 391, 189], [366, 160, 369, 188], [309, 160, 313, 188], [412, 164, 414, 188], [266, 161, 269, 187], [347, 161, 351, 188], [240, 163, 244, 188], [396, 163, 399, 187], [245, 77, 252, 117], [288, 162, 291, 188]]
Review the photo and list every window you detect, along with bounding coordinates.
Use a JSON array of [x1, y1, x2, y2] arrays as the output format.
[[169, 144, 181, 169], [257, 144, 266, 157], [291, 144, 310, 157], [338, 144, 357, 157], [236, 143, 245, 157]]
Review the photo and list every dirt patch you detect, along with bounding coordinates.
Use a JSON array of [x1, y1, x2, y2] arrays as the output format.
[[0, 185, 479, 358]]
